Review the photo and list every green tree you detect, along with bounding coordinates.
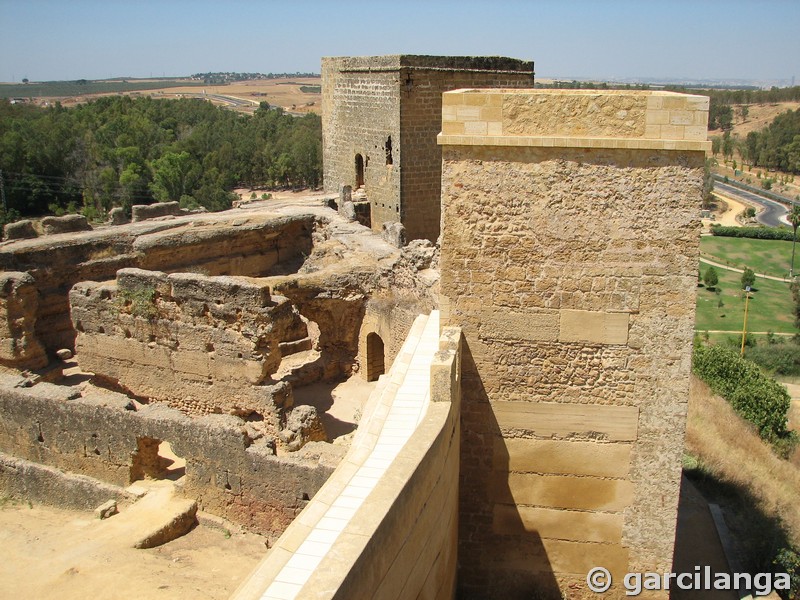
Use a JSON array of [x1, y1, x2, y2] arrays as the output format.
[[148, 151, 201, 203], [741, 267, 756, 289], [703, 266, 719, 290], [739, 104, 749, 121], [702, 158, 715, 208], [790, 205, 800, 277]]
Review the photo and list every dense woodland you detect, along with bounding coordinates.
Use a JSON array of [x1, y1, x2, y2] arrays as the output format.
[[0, 96, 322, 223]]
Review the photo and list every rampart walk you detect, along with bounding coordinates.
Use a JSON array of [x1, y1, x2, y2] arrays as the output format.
[[233, 311, 462, 600]]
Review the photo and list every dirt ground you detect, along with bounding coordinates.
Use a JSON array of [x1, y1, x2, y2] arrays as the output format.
[[0, 502, 268, 600], [701, 192, 749, 232], [0, 369, 375, 600]]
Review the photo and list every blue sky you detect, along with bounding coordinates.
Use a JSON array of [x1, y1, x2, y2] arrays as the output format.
[[0, 0, 797, 83]]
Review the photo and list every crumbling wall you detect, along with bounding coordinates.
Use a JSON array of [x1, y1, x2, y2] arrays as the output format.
[[0, 272, 47, 370], [0, 213, 315, 354], [439, 89, 708, 599], [70, 268, 304, 424], [0, 378, 333, 535]]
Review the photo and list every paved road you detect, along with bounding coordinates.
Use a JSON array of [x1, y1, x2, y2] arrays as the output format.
[[715, 182, 789, 227]]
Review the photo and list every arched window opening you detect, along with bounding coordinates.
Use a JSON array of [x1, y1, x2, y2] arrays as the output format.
[[366, 332, 385, 382], [355, 154, 365, 189], [385, 136, 393, 165]]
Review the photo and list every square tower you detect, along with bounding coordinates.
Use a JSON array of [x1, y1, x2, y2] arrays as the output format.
[[322, 55, 535, 242]]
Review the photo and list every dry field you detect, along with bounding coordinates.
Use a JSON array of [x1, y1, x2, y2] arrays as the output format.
[[40, 77, 322, 116], [729, 101, 800, 138], [686, 377, 800, 547]]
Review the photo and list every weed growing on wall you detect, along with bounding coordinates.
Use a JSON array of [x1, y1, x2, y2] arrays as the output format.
[[116, 286, 158, 320]]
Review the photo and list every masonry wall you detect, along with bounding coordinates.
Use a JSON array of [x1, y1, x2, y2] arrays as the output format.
[[322, 57, 401, 229], [399, 62, 534, 242], [232, 320, 462, 600], [322, 56, 534, 242], [70, 268, 305, 422], [0, 380, 332, 535], [438, 89, 708, 599], [0, 214, 314, 354]]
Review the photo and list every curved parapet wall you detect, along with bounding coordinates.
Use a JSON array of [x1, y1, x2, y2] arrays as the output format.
[[233, 311, 462, 600]]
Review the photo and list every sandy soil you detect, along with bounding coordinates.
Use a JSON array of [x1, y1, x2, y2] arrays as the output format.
[[0, 502, 268, 600], [702, 192, 749, 231]]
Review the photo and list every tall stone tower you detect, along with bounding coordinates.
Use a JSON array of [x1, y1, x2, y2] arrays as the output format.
[[438, 88, 709, 598], [321, 55, 534, 242]]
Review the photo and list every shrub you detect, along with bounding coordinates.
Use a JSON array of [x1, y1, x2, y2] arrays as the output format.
[[693, 343, 796, 452], [710, 224, 796, 241], [742, 267, 756, 289], [774, 547, 800, 599], [704, 266, 719, 289], [746, 343, 800, 376]]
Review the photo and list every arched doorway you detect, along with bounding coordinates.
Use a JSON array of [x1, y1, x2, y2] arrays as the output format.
[[355, 154, 365, 189], [366, 332, 385, 382]]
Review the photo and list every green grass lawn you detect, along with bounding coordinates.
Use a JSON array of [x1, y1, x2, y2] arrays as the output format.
[[700, 236, 798, 280], [696, 260, 796, 334]]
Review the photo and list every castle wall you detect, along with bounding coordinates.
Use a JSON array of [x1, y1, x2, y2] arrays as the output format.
[[322, 56, 534, 242], [70, 268, 302, 422], [0, 214, 314, 355], [322, 57, 401, 229], [399, 61, 534, 242], [438, 89, 709, 599]]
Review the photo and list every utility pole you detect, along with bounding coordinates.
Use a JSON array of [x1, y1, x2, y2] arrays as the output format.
[[740, 286, 751, 357]]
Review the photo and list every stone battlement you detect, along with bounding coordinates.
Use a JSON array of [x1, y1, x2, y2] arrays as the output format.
[[322, 55, 534, 74], [440, 88, 712, 151]]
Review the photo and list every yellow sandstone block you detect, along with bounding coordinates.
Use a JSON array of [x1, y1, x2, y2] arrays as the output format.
[[559, 309, 629, 344], [492, 504, 624, 543], [464, 121, 488, 135], [491, 401, 639, 442], [669, 111, 694, 126], [494, 437, 632, 477], [497, 472, 634, 512]]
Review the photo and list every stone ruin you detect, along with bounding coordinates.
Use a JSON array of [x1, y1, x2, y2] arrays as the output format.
[[0, 55, 711, 600], [0, 199, 438, 534]]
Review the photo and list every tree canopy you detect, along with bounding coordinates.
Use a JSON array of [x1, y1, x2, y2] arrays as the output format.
[[0, 96, 322, 222]]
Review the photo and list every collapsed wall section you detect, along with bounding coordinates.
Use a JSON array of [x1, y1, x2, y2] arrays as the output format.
[[0, 378, 332, 535], [0, 213, 314, 355], [438, 89, 709, 599], [70, 268, 303, 421]]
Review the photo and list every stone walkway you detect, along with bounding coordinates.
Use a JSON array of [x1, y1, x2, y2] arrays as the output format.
[[255, 311, 440, 600]]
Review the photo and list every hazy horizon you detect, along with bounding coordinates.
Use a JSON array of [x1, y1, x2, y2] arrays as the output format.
[[1, 0, 797, 85]]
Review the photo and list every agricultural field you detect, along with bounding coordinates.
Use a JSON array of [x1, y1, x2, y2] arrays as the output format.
[[0, 77, 322, 115], [696, 236, 798, 336]]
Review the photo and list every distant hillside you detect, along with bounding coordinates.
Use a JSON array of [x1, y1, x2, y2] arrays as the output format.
[[0, 79, 204, 99]]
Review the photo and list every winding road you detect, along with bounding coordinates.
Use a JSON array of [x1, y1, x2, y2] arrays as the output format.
[[715, 181, 790, 227]]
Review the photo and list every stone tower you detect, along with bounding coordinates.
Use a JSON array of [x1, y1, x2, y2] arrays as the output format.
[[321, 55, 534, 242], [438, 88, 710, 598]]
